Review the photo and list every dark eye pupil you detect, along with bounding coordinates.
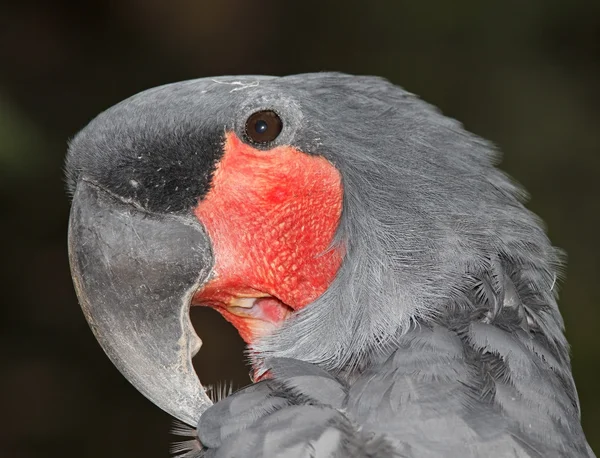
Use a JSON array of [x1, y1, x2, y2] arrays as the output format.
[[255, 120, 268, 134], [245, 110, 283, 145]]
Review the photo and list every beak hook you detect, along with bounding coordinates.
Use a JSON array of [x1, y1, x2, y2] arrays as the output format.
[[68, 181, 214, 425]]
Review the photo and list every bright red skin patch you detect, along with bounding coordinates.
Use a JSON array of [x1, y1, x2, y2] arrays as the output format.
[[193, 132, 343, 343]]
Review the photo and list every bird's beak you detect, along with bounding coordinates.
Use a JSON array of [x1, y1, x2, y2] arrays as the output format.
[[68, 180, 214, 426]]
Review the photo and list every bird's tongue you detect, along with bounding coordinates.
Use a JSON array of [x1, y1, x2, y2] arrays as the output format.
[[257, 297, 289, 322], [227, 297, 290, 324], [192, 290, 293, 344]]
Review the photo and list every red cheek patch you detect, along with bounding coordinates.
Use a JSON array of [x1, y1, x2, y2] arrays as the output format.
[[193, 132, 343, 315]]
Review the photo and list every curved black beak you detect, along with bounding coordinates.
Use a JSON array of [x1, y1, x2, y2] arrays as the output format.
[[68, 180, 214, 426]]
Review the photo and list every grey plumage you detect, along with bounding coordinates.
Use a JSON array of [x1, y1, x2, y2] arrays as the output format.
[[194, 339, 589, 457], [66, 73, 594, 457], [195, 358, 397, 458]]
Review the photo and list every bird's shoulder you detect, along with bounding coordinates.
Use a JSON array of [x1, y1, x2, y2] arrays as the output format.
[[347, 323, 592, 458]]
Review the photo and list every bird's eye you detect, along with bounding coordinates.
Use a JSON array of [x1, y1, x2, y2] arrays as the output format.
[[244, 110, 283, 144]]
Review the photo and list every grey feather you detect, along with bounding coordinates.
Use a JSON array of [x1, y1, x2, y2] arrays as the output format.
[[197, 359, 398, 458]]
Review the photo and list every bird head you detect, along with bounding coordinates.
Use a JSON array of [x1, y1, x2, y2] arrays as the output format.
[[66, 73, 564, 426]]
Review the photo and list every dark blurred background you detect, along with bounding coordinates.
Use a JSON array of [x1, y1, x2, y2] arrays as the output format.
[[1, 0, 598, 456]]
